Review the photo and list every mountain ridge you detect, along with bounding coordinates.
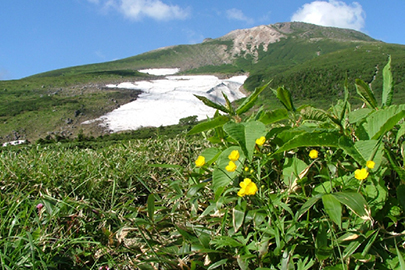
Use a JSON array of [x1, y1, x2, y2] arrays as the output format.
[[28, 22, 379, 79]]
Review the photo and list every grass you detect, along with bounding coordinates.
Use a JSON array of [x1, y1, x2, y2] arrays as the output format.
[[0, 133, 209, 269]]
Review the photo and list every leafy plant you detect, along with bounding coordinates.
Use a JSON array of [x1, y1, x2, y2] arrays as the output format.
[[182, 56, 405, 269]]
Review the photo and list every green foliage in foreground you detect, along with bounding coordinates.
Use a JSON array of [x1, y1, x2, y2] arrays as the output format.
[[0, 135, 210, 269], [1, 57, 405, 269]]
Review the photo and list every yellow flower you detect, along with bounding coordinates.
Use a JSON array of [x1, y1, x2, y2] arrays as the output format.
[[244, 166, 249, 172], [228, 150, 240, 161], [237, 178, 258, 197], [226, 161, 237, 172], [195, 156, 205, 167], [366, 160, 375, 169], [256, 136, 266, 146], [309, 149, 318, 159], [355, 168, 369, 180]]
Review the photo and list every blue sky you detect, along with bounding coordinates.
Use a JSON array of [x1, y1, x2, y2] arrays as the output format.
[[1, 0, 404, 80]]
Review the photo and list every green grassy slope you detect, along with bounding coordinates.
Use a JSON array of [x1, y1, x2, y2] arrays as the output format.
[[246, 42, 405, 108]]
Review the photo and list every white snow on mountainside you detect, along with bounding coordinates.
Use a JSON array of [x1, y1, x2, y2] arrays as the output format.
[[138, 68, 180, 75], [84, 69, 247, 132]]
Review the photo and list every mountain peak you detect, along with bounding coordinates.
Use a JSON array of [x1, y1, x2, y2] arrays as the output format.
[[217, 22, 376, 59], [220, 24, 286, 57]]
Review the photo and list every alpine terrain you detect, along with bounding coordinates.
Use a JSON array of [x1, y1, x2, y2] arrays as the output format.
[[1, 22, 404, 143]]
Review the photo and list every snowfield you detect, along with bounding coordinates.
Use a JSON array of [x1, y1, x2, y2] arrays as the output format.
[[84, 69, 247, 132], [138, 68, 180, 76]]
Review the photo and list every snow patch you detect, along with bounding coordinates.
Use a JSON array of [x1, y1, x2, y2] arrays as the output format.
[[138, 68, 180, 76], [2, 140, 27, 147], [84, 75, 247, 132]]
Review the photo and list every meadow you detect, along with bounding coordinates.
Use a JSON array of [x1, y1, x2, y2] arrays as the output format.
[[1, 57, 405, 269]]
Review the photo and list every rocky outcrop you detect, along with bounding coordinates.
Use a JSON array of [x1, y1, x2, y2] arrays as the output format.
[[221, 24, 286, 58], [216, 22, 376, 61]]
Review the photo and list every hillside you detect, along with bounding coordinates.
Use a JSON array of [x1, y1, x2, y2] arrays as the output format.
[[1, 22, 405, 143]]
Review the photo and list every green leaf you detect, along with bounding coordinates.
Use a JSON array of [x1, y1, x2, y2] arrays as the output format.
[[236, 82, 270, 115], [194, 94, 230, 114], [187, 115, 229, 135], [382, 55, 393, 107], [32, 227, 41, 241], [364, 104, 405, 140], [397, 185, 405, 211], [210, 236, 244, 248], [296, 257, 315, 270], [273, 130, 340, 156], [273, 86, 295, 112], [295, 193, 323, 220], [336, 75, 350, 126], [196, 232, 211, 249], [316, 247, 333, 262], [223, 121, 245, 148], [237, 255, 249, 270], [207, 259, 229, 270], [316, 221, 332, 261], [222, 92, 235, 115], [396, 122, 405, 143], [199, 147, 221, 165], [147, 194, 155, 222], [175, 225, 195, 241], [316, 221, 328, 249], [259, 108, 289, 125], [351, 253, 375, 264], [273, 127, 305, 146], [349, 108, 372, 124], [360, 230, 379, 258], [396, 245, 405, 270], [232, 208, 245, 233], [355, 79, 378, 109], [385, 148, 405, 184], [364, 178, 388, 214], [223, 121, 266, 161], [322, 194, 342, 228], [282, 157, 309, 188], [341, 235, 363, 259], [354, 140, 382, 168], [338, 136, 366, 166], [333, 192, 371, 221], [212, 146, 245, 192], [187, 183, 207, 197], [300, 106, 329, 123], [243, 121, 267, 160]]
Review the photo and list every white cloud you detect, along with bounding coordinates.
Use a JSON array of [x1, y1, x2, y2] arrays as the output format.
[[91, 0, 190, 21], [226, 8, 254, 25], [291, 1, 365, 31]]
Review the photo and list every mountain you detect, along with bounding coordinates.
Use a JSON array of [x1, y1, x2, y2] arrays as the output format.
[[1, 22, 405, 143], [31, 22, 378, 78]]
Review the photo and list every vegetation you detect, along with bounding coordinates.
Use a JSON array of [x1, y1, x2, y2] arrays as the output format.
[[245, 43, 405, 105], [1, 57, 405, 269]]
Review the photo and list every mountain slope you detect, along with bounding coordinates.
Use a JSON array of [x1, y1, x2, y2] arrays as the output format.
[[30, 22, 378, 78], [1, 22, 405, 142]]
